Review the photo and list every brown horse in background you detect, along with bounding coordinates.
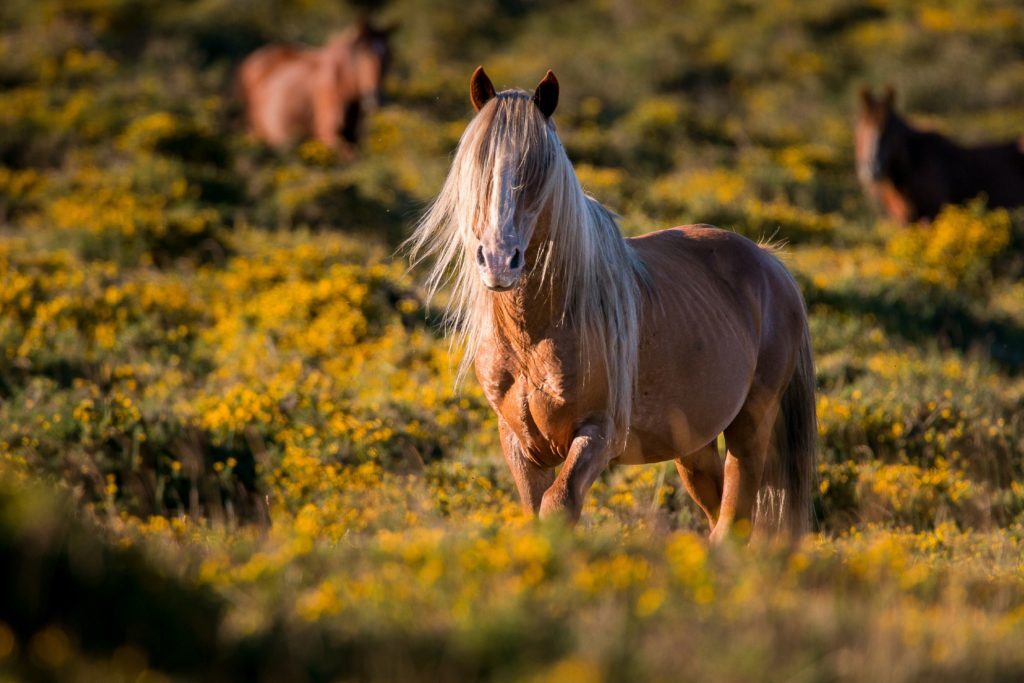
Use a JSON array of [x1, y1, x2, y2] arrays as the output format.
[[238, 22, 394, 154], [408, 67, 817, 541], [856, 86, 1024, 223]]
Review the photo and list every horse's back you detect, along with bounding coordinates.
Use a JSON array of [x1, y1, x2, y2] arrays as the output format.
[[972, 140, 1024, 206], [239, 43, 306, 91], [630, 224, 807, 392], [924, 135, 1024, 211], [239, 43, 317, 143], [628, 224, 798, 308]]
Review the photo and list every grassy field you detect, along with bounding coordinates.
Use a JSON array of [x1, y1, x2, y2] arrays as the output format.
[[2, 0, 1024, 681]]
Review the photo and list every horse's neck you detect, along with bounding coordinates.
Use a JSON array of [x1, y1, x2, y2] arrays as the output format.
[[489, 268, 568, 352], [899, 128, 966, 219], [903, 124, 967, 169], [488, 209, 576, 355], [888, 123, 947, 183], [321, 42, 356, 89]]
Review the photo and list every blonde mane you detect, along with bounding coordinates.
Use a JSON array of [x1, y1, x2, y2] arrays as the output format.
[[407, 91, 646, 439]]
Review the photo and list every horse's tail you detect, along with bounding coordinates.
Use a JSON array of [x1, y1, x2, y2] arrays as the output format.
[[232, 62, 253, 132], [755, 318, 817, 539]]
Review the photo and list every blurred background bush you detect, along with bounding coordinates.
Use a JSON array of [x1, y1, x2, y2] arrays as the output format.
[[2, 0, 1024, 681]]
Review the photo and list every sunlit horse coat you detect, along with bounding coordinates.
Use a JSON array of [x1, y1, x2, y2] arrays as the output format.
[[238, 23, 393, 153], [409, 68, 817, 541]]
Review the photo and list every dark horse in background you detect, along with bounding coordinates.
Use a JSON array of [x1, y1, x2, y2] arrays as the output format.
[[856, 86, 1024, 223]]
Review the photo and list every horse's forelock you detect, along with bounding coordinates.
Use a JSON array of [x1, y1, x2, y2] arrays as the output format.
[[468, 93, 557, 212], [408, 89, 645, 439]]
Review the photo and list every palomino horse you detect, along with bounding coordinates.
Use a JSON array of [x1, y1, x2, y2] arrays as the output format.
[[238, 22, 394, 153], [856, 86, 1024, 222], [408, 68, 817, 541]]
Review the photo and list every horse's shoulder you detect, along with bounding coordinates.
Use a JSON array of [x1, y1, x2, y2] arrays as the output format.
[[474, 334, 581, 461]]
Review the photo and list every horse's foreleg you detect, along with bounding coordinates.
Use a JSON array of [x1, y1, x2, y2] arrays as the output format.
[[311, 81, 342, 150], [712, 394, 778, 543], [499, 421, 553, 514], [675, 440, 724, 531], [539, 422, 610, 524], [313, 112, 341, 149]]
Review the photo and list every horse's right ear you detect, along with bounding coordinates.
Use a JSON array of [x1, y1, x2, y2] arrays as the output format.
[[858, 86, 875, 109], [533, 70, 559, 118], [881, 85, 896, 110], [470, 66, 496, 112]]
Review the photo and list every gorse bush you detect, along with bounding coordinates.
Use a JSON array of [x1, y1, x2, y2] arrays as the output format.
[[887, 200, 1013, 294], [1, 231, 495, 519], [40, 162, 224, 264], [2, 0, 1024, 680]]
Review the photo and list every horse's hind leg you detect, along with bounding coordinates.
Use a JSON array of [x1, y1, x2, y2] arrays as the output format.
[[674, 440, 723, 530], [712, 389, 780, 543]]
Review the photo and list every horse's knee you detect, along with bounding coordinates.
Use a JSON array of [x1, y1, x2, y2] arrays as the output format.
[[499, 422, 554, 515], [539, 421, 612, 524]]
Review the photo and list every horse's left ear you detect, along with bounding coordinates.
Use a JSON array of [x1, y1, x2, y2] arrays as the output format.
[[858, 86, 875, 109], [533, 70, 558, 118], [882, 85, 896, 110]]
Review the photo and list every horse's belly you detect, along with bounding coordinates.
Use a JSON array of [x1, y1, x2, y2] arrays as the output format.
[[619, 347, 756, 464], [618, 411, 728, 465]]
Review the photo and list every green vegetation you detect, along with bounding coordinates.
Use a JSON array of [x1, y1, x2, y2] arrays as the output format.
[[1, 0, 1024, 681]]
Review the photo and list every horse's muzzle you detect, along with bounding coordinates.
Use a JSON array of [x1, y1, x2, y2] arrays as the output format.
[[477, 243, 523, 292]]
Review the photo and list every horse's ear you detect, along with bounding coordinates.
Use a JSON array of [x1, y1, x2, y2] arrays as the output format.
[[882, 85, 896, 110], [533, 70, 558, 118], [858, 86, 875, 109], [470, 66, 496, 112]]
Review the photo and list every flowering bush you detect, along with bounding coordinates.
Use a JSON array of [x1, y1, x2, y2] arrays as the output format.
[[887, 200, 1013, 294], [2, 0, 1024, 680]]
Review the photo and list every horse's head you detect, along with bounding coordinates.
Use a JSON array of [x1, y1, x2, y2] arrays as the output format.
[[354, 21, 395, 109], [465, 67, 560, 291], [855, 86, 908, 186], [327, 21, 394, 111]]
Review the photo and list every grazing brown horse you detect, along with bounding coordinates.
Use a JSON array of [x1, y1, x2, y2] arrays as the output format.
[[408, 67, 817, 541], [856, 86, 1024, 222], [238, 22, 393, 153]]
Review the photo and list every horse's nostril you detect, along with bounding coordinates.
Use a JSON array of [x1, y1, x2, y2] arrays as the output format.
[[509, 248, 521, 270], [476, 245, 485, 266]]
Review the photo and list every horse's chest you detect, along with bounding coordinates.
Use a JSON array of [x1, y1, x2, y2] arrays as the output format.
[[478, 345, 582, 463]]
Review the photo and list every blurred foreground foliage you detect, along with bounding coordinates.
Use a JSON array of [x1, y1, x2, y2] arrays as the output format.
[[2, 0, 1024, 680]]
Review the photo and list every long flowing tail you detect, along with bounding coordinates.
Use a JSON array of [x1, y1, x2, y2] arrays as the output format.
[[755, 320, 818, 538]]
